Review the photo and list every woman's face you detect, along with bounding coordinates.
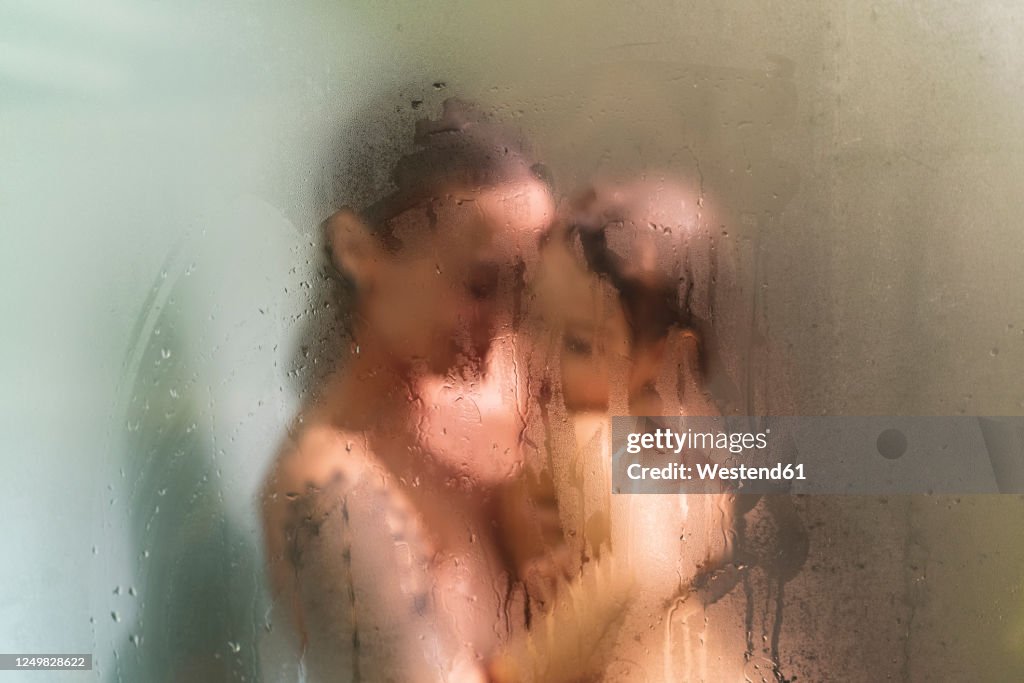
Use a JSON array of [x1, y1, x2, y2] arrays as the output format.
[[359, 176, 555, 481], [362, 176, 554, 375]]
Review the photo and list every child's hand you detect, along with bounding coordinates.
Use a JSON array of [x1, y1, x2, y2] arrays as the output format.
[[493, 468, 574, 608]]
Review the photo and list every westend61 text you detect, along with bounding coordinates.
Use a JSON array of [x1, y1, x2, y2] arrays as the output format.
[[626, 462, 806, 481]]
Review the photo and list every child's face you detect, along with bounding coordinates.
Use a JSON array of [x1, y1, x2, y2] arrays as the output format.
[[535, 178, 705, 414], [535, 230, 632, 412], [364, 176, 554, 375]]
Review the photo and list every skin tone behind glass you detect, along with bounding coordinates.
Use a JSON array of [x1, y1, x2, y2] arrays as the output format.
[[510, 176, 746, 681], [259, 99, 560, 683], [506, 175, 808, 682]]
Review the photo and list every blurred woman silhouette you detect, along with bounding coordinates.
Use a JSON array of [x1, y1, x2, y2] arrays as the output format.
[[260, 99, 562, 682]]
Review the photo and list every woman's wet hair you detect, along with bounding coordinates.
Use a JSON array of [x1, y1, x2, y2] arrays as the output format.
[[360, 98, 552, 245]]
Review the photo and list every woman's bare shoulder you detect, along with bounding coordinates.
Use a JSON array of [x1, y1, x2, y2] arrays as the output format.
[[265, 422, 382, 499], [267, 421, 435, 561]]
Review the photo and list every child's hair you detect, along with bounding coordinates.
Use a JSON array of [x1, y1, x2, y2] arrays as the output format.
[[360, 98, 552, 244], [565, 195, 691, 349]]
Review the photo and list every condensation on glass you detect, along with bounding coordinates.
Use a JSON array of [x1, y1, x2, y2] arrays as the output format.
[[4, 1, 1024, 682]]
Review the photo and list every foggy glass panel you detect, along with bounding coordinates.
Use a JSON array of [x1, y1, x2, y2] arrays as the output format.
[[2, 1, 1023, 681]]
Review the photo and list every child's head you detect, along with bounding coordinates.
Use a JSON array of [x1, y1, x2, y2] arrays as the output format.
[[327, 99, 555, 375], [537, 177, 705, 413]]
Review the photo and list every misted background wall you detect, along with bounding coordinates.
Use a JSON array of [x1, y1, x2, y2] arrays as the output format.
[[2, 0, 1022, 680]]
